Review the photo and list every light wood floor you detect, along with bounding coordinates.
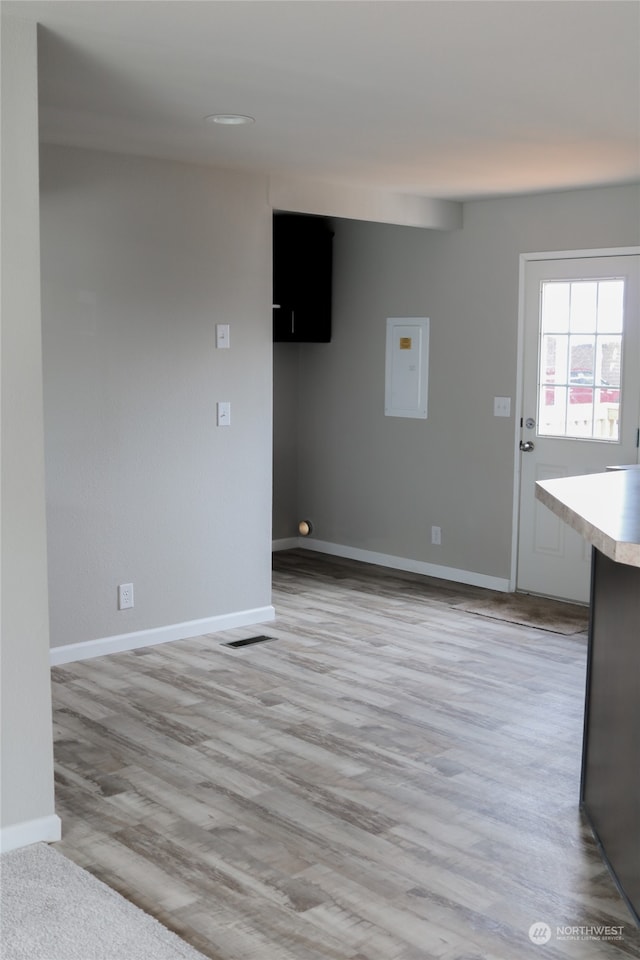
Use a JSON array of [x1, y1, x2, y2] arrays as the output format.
[[52, 550, 640, 960]]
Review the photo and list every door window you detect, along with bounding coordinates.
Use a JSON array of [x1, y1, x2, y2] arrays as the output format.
[[538, 278, 624, 441]]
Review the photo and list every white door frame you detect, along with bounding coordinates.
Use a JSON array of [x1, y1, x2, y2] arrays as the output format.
[[509, 246, 640, 593]]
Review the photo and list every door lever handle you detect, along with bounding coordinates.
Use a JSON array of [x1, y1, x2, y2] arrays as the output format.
[[520, 440, 535, 452]]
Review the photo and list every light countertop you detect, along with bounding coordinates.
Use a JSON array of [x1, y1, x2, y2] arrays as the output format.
[[536, 469, 640, 568]]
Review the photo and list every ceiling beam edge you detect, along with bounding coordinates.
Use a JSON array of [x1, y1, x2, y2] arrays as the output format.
[[268, 176, 462, 230]]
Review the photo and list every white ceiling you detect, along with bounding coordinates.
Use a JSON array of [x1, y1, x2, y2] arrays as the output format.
[[6, 0, 640, 201]]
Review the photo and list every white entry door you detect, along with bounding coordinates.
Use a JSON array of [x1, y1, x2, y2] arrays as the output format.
[[517, 252, 640, 603]]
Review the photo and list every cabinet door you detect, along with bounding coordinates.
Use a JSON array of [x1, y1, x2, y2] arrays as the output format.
[[273, 214, 333, 343]]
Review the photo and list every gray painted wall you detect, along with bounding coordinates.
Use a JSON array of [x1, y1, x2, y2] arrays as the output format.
[[40, 146, 273, 649], [273, 184, 640, 580], [273, 343, 300, 540], [1, 18, 57, 840]]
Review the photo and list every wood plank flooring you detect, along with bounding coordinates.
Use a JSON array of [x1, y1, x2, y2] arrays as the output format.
[[51, 550, 640, 960]]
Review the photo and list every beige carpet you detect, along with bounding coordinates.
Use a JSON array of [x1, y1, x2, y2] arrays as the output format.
[[0, 842, 209, 960], [458, 593, 589, 634]]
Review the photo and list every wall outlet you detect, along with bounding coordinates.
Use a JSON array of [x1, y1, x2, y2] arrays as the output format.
[[431, 525, 442, 545], [118, 582, 134, 610]]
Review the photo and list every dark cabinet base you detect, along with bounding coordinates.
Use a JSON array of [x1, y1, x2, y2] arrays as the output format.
[[581, 548, 640, 925]]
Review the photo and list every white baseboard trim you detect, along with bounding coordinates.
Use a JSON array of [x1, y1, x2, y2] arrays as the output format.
[[0, 814, 62, 854], [49, 606, 276, 666], [293, 538, 511, 593], [272, 537, 300, 551]]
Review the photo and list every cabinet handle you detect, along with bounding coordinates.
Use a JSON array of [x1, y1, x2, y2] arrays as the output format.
[[291, 310, 295, 335]]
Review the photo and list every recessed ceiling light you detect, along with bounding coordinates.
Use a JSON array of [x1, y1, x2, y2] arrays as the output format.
[[205, 114, 255, 126]]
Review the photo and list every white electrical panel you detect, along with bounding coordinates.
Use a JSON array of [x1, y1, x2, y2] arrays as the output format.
[[385, 317, 429, 419]]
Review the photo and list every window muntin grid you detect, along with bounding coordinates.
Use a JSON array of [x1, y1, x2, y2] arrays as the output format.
[[538, 279, 624, 441]]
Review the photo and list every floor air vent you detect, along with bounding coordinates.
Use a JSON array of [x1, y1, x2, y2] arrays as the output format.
[[225, 635, 275, 649]]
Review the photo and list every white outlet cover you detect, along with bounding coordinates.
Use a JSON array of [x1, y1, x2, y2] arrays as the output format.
[[118, 583, 134, 610]]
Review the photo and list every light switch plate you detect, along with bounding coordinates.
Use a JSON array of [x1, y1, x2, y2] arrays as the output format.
[[494, 396, 511, 418], [216, 324, 230, 349], [217, 401, 231, 426]]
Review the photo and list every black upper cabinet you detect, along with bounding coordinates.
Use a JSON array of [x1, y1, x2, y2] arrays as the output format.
[[273, 213, 333, 343]]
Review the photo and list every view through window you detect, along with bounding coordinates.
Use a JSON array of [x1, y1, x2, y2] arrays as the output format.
[[538, 278, 624, 441]]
